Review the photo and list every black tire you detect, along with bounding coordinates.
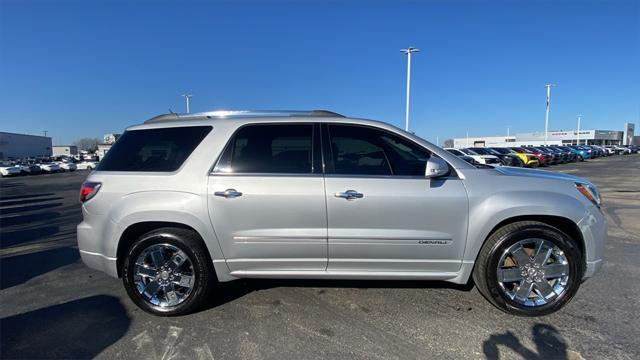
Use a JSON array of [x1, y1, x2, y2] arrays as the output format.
[[122, 227, 215, 316], [473, 221, 583, 316]]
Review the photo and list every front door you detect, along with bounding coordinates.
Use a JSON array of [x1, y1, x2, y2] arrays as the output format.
[[322, 124, 469, 273], [207, 123, 327, 272]]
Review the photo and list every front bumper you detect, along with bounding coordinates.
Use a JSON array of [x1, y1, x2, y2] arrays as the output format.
[[578, 206, 607, 279]]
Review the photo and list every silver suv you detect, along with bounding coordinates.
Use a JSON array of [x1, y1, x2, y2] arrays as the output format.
[[77, 110, 606, 316]]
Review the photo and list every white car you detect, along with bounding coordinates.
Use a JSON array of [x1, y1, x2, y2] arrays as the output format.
[[0, 163, 21, 177], [39, 162, 61, 173], [77, 161, 98, 170], [445, 148, 502, 166], [56, 162, 77, 172]]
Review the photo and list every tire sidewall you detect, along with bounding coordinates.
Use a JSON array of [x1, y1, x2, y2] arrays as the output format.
[[122, 231, 210, 316], [484, 225, 583, 316]]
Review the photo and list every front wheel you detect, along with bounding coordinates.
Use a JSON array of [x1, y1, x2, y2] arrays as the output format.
[[473, 221, 583, 316], [122, 227, 215, 316]]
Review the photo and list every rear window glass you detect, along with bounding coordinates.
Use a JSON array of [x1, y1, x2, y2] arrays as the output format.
[[96, 126, 211, 172]]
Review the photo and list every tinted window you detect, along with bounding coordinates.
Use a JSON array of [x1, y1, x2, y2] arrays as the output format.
[[216, 124, 313, 174], [97, 126, 212, 172], [327, 125, 430, 176]]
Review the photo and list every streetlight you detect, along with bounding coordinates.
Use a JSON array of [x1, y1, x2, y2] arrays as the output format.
[[401, 47, 420, 131], [181, 93, 193, 114], [576, 114, 582, 145], [544, 84, 556, 145]]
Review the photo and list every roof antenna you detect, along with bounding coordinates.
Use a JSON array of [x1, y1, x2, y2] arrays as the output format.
[[168, 109, 175, 114]]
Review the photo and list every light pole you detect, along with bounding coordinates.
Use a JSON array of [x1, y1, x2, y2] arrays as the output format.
[[544, 84, 556, 145], [576, 114, 582, 145], [181, 94, 193, 114], [401, 47, 419, 131], [43, 130, 48, 137]]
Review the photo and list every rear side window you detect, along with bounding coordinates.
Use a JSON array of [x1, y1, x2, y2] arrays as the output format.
[[97, 126, 212, 172], [214, 124, 313, 174]]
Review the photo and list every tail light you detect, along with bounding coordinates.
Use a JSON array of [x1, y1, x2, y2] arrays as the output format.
[[80, 181, 102, 203]]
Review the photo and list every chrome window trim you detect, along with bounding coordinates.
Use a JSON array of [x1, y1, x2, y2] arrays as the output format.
[[324, 174, 460, 180], [209, 172, 323, 178]]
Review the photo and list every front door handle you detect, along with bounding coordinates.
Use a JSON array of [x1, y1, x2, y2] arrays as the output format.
[[335, 190, 364, 200], [214, 189, 243, 198]]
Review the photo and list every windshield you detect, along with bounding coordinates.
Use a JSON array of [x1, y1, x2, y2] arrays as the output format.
[[469, 147, 491, 155], [461, 148, 477, 155]]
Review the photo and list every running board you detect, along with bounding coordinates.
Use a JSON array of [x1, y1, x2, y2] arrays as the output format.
[[228, 270, 460, 281]]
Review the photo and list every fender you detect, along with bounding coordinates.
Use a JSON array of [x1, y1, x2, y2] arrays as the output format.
[[463, 190, 587, 262], [103, 191, 233, 280]]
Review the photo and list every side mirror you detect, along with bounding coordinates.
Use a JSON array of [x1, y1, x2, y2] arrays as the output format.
[[425, 157, 450, 178]]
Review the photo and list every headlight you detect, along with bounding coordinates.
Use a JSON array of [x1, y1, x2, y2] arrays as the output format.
[[575, 182, 601, 208]]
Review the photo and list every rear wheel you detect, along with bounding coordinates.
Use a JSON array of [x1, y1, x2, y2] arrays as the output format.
[[473, 221, 583, 316], [122, 227, 215, 316]]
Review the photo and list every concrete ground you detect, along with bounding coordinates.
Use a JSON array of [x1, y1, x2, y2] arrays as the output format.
[[1, 155, 638, 360]]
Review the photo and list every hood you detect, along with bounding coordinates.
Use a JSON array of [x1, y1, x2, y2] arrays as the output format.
[[494, 166, 588, 184]]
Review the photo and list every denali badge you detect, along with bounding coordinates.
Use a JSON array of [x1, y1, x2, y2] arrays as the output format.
[[418, 240, 451, 245]]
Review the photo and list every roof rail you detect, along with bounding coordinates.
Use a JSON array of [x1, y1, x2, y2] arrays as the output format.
[[144, 109, 345, 124]]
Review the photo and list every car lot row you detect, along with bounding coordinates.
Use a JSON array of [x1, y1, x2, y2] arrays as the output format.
[[445, 144, 638, 167], [0, 156, 98, 177]]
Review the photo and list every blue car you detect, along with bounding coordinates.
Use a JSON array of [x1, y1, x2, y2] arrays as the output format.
[[568, 145, 591, 160]]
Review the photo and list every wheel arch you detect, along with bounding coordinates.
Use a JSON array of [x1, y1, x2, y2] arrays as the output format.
[[116, 222, 206, 277], [482, 215, 585, 271]]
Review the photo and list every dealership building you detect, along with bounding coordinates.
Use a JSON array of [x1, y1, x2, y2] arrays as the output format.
[[52, 145, 78, 157], [453, 123, 635, 148], [0, 131, 52, 160]]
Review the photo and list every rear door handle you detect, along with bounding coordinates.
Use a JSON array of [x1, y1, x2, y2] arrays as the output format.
[[214, 189, 243, 198], [335, 190, 364, 200]]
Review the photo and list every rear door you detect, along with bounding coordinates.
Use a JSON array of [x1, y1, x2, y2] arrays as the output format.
[[207, 123, 328, 272], [322, 124, 468, 273]]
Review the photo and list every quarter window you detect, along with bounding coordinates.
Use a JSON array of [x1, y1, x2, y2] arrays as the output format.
[[216, 124, 313, 174], [96, 126, 212, 172]]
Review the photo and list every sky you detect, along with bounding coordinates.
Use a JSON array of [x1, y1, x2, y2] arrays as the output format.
[[0, 0, 638, 146]]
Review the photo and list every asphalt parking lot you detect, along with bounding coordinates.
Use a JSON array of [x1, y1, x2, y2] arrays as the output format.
[[1, 156, 639, 360]]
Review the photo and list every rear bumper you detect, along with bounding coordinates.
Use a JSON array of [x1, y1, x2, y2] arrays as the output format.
[[77, 220, 119, 278], [79, 249, 118, 278]]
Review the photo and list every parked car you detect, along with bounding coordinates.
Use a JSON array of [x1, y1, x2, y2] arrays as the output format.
[[543, 146, 569, 163], [606, 145, 628, 155], [77, 110, 606, 317], [567, 146, 590, 161], [584, 145, 602, 158], [521, 147, 551, 166], [444, 148, 502, 166], [56, 161, 77, 172], [462, 148, 504, 166], [553, 146, 578, 162], [601, 146, 616, 156], [37, 159, 61, 173], [0, 162, 21, 177], [77, 161, 99, 170], [486, 147, 525, 167], [17, 162, 42, 175], [508, 147, 540, 167], [459, 155, 482, 166], [622, 145, 638, 154], [532, 147, 560, 165]]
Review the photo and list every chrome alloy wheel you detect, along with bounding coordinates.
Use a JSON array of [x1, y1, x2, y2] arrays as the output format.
[[133, 244, 195, 308], [496, 238, 570, 307]]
